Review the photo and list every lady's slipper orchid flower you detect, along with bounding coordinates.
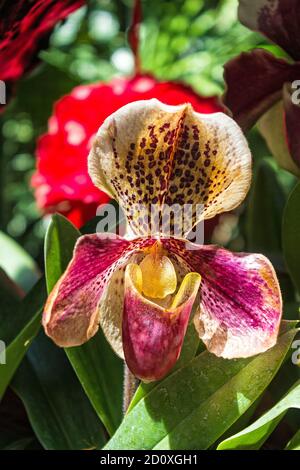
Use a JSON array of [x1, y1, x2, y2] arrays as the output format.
[[32, 75, 221, 227], [43, 99, 282, 382], [223, 0, 300, 176]]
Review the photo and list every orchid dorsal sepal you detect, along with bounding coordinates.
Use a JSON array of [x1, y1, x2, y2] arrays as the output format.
[[89, 98, 252, 238]]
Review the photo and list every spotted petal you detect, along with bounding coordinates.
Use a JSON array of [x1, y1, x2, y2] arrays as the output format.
[[122, 263, 201, 382], [89, 99, 251, 237], [43, 233, 154, 356], [238, 0, 300, 60], [161, 239, 282, 359]]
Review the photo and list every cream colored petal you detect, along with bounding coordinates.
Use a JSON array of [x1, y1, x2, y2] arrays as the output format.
[[88, 99, 252, 237]]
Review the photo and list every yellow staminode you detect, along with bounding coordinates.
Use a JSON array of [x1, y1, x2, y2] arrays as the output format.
[[139, 243, 177, 299]]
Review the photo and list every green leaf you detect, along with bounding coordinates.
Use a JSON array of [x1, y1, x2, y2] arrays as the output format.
[[246, 158, 287, 255], [286, 429, 300, 450], [66, 333, 123, 436], [217, 379, 300, 450], [105, 326, 297, 450], [0, 231, 40, 292], [44, 213, 123, 436], [0, 388, 41, 450], [12, 331, 106, 450], [283, 182, 300, 293], [44, 213, 80, 292], [0, 277, 46, 400]]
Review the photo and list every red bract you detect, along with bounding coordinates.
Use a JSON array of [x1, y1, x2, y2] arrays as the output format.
[[0, 0, 85, 107], [32, 75, 222, 227]]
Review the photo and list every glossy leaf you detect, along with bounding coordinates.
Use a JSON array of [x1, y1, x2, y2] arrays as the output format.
[[44, 213, 123, 435], [283, 182, 300, 293], [218, 380, 300, 450], [12, 331, 106, 450], [105, 326, 297, 450]]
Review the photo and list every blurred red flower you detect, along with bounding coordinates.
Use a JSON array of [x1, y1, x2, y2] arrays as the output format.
[[0, 0, 84, 108], [32, 74, 222, 227]]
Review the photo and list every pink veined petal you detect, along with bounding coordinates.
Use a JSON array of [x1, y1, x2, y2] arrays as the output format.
[[238, 0, 300, 61], [223, 49, 300, 130], [43, 233, 154, 353], [161, 239, 282, 359]]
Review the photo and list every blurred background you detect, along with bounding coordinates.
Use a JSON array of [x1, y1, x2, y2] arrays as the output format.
[[0, 0, 290, 268]]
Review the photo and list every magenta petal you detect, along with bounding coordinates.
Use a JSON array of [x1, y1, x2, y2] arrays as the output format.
[[238, 0, 300, 61], [284, 83, 300, 168], [161, 240, 282, 359], [43, 234, 153, 348], [223, 49, 300, 130]]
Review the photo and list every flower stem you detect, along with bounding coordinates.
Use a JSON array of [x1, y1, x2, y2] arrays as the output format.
[[128, 0, 142, 75], [123, 364, 138, 414]]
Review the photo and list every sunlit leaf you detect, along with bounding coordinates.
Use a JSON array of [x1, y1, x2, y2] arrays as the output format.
[[218, 379, 300, 450], [286, 428, 300, 450], [105, 324, 297, 450]]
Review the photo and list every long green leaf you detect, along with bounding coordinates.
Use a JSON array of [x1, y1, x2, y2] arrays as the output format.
[[105, 326, 297, 450], [0, 277, 46, 400], [247, 158, 288, 255], [44, 213, 123, 435], [44, 213, 80, 292], [12, 331, 106, 450], [218, 379, 300, 450], [286, 429, 300, 450], [283, 182, 300, 294]]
